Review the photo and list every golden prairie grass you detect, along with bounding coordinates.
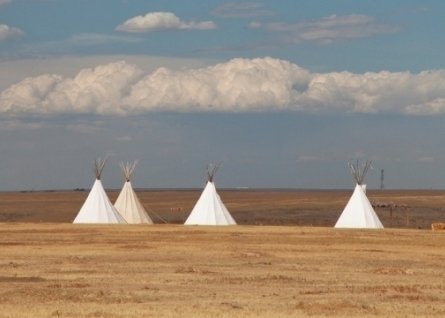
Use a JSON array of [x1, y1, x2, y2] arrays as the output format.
[[1, 224, 444, 318], [1, 189, 445, 317]]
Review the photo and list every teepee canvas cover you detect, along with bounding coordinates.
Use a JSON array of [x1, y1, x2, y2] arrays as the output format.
[[73, 158, 126, 224], [185, 164, 236, 225], [335, 160, 383, 229], [114, 161, 153, 224]]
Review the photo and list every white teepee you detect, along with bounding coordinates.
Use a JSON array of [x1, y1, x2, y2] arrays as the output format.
[[114, 161, 153, 224], [185, 164, 236, 225], [335, 160, 383, 229], [73, 158, 127, 224]]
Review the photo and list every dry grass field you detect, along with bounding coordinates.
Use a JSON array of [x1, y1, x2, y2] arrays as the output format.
[[1, 189, 445, 317]]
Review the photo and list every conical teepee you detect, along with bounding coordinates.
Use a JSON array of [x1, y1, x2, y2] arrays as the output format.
[[73, 158, 127, 224], [114, 161, 153, 224], [335, 160, 383, 229], [185, 164, 236, 225]]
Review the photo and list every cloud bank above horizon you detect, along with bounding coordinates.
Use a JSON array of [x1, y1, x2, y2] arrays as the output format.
[[1, 57, 444, 116]]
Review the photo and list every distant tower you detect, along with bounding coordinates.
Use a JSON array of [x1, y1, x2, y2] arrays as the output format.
[[380, 169, 385, 190]]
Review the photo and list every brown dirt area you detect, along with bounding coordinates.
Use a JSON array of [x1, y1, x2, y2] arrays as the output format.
[[0, 190, 445, 317]]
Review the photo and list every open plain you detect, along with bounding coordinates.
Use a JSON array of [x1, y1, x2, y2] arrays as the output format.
[[0, 189, 445, 317]]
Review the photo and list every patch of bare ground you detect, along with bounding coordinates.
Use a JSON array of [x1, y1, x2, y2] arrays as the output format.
[[0, 224, 444, 317]]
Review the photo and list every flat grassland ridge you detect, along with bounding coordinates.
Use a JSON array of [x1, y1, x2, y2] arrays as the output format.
[[1, 189, 445, 228]]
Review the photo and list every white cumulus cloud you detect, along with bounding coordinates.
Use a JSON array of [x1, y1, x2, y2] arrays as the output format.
[[125, 57, 310, 111], [1, 57, 445, 116], [0, 24, 24, 41], [0, 74, 62, 113], [1, 61, 143, 114], [116, 11, 216, 33]]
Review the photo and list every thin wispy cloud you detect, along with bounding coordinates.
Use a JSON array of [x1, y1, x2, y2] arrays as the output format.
[[394, 4, 429, 15], [116, 12, 216, 33], [65, 121, 105, 134], [0, 0, 11, 7], [417, 156, 435, 163], [212, 2, 274, 18], [0, 118, 44, 131], [67, 33, 144, 46], [1, 57, 444, 116], [295, 155, 326, 163], [0, 24, 24, 41], [251, 14, 400, 44], [22, 33, 144, 54]]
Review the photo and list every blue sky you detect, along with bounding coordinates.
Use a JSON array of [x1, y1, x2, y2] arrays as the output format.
[[0, 0, 445, 190]]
